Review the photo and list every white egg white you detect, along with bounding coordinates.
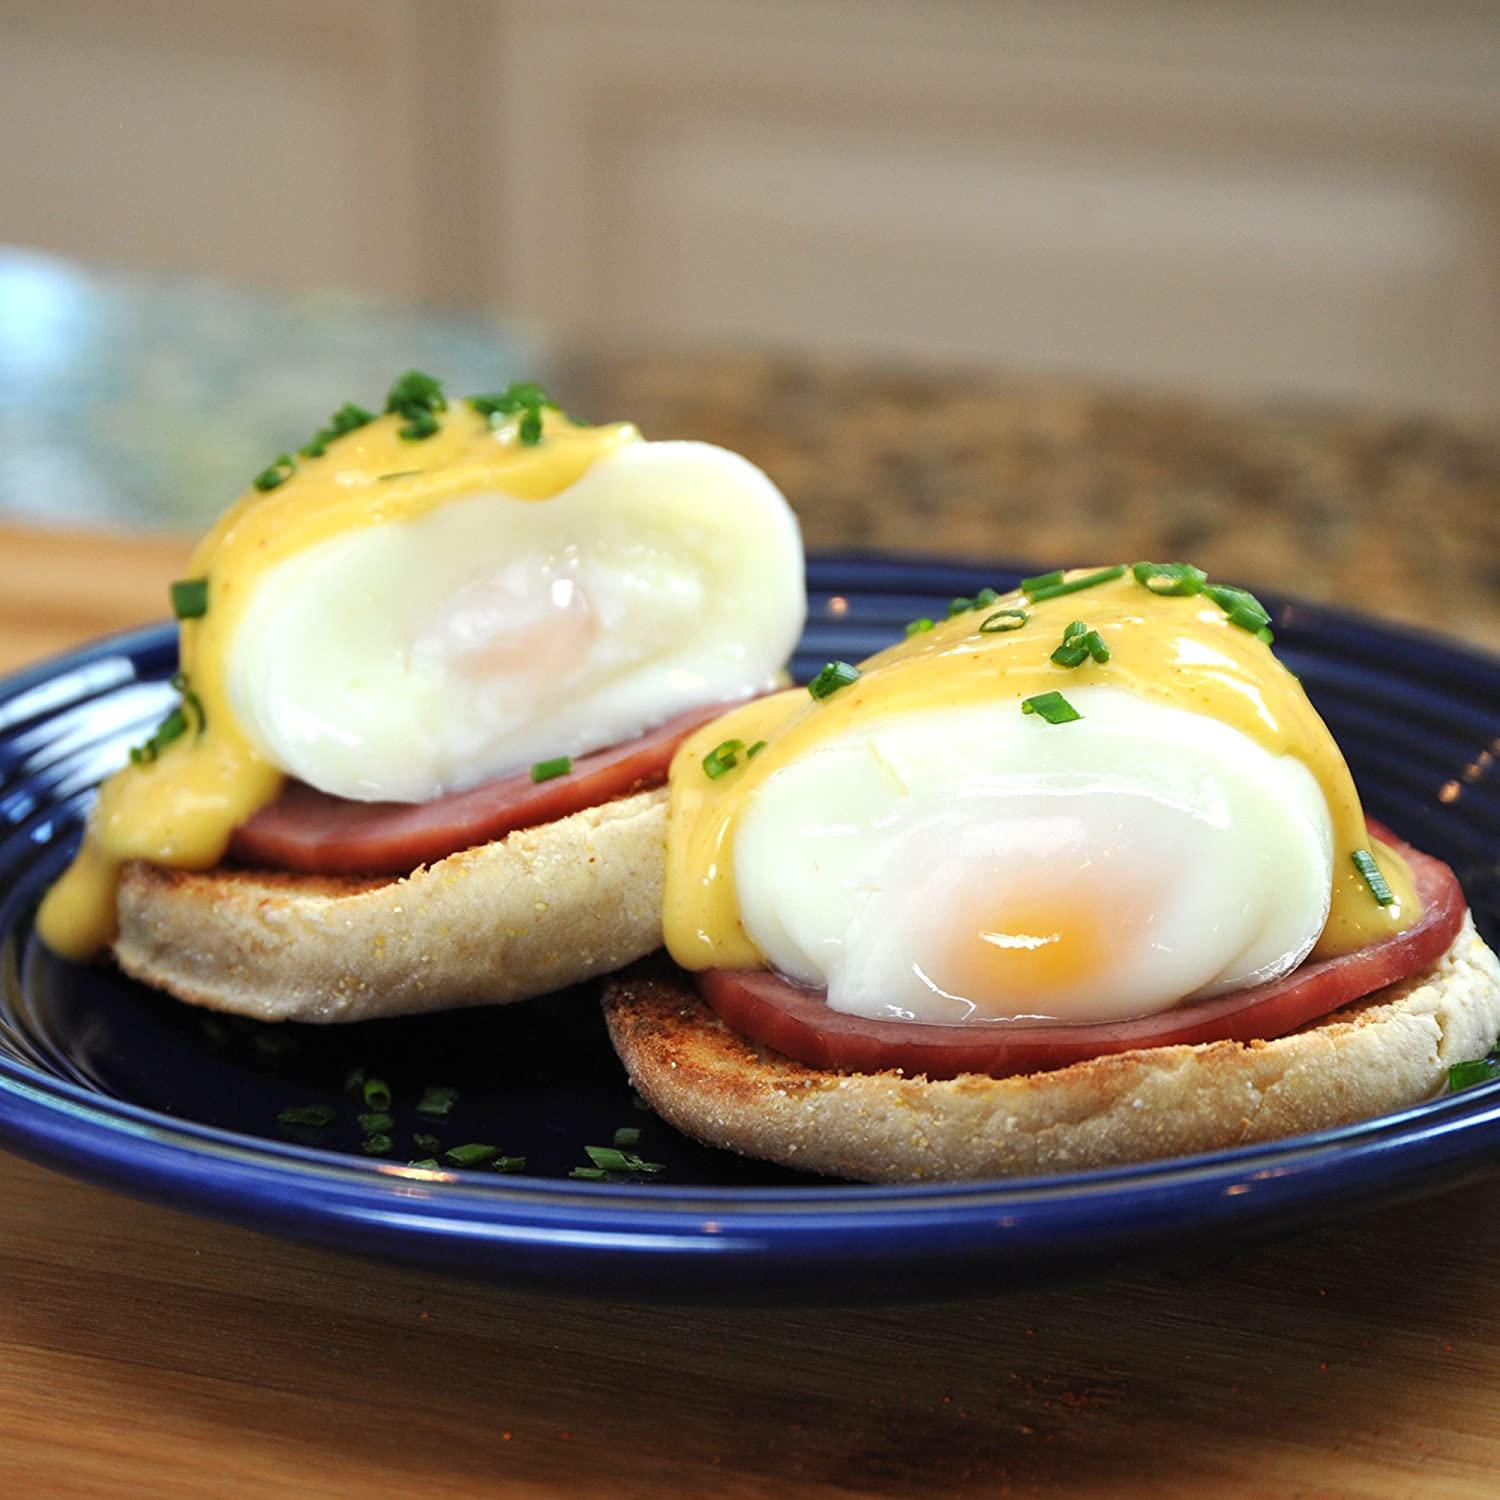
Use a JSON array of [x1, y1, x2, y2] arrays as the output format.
[[732, 687, 1335, 1025], [228, 441, 805, 801]]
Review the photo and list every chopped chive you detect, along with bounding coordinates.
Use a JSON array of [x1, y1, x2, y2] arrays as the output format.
[[808, 661, 860, 700], [1131, 561, 1207, 596], [570, 1167, 609, 1180], [491, 1156, 527, 1173], [1255, 626, 1275, 645], [1025, 565, 1127, 603], [948, 597, 973, 617], [170, 671, 206, 739], [445, 1143, 503, 1168], [362, 1077, 392, 1111], [747, 739, 768, 760], [519, 409, 543, 445], [378, 469, 421, 482], [416, 1085, 458, 1119], [362, 1134, 394, 1156], [1351, 849, 1395, 906], [1050, 642, 1090, 668], [584, 1145, 665, 1174], [407, 1158, 441, 1170], [1447, 1058, 1500, 1093], [979, 609, 1027, 633], [905, 617, 936, 636], [1020, 569, 1064, 593], [613, 1126, 642, 1147], [1063, 620, 1088, 641], [301, 400, 376, 457], [1205, 583, 1270, 625], [385, 369, 447, 442], [1021, 691, 1082, 724], [252, 453, 296, 491], [531, 755, 572, 783], [357, 1111, 394, 1133], [413, 1133, 441, 1154], [973, 587, 999, 608], [702, 738, 746, 780], [276, 1105, 336, 1128], [1082, 630, 1110, 663], [1226, 603, 1271, 635], [129, 707, 186, 765], [170, 577, 209, 619]]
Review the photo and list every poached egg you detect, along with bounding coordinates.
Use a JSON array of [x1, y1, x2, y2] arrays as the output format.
[[663, 567, 1421, 1027], [39, 376, 805, 959]]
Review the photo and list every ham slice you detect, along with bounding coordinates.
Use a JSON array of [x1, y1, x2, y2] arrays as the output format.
[[698, 825, 1467, 1080], [230, 703, 730, 876]]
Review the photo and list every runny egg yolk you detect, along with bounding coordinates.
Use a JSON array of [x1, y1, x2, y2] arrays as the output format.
[[932, 892, 1113, 1015]]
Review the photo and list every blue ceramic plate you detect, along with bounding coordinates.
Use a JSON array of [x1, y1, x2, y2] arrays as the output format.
[[2, 555, 1499, 1295]]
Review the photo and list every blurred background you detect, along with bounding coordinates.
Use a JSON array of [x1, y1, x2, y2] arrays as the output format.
[[0, 0, 1497, 653]]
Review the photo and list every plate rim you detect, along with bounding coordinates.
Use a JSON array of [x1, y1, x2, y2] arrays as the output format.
[[3, 552, 1499, 1276]]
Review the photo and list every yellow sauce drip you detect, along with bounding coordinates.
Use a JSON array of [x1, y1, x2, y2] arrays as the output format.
[[663, 570, 1420, 975], [38, 408, 638, 959]]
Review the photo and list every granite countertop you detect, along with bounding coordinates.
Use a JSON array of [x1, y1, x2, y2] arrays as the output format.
[[3, 246, 1495, 649], [568, 354, 1500, 650]]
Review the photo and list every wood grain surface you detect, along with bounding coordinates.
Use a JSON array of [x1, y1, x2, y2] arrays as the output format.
[[3, 523, 1499, 1500]]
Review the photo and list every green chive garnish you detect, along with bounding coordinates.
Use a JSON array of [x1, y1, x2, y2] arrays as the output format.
[[362, 1134, 394, 1156], [407, 1158, 441, 1170], [357, 1112, 394, 1133], [1021, 691, 1082, 724], [1082, 630, 1110, 663], [385, 369, 447, 442], [416, 1086, 458, 1119], [413, 1133, 441, 1154], [1020, 569, 1064, 593], [170, 578, 209, 619], [584, 1145, 665, 1174], [1447, 1058, 1500, 1093], [747, 740, 768, 760], [702, 739, 745, 780], [1205, 583, 1270, 626], [570, 1167, 609, 1181], [1352, 849, 1395, 906], [979, 609, 1027, 633], [1131, 561, 1207, 596], [276, 1105, 336, 1128], [905, 617, 936, 636], [492, 1156, 527, 1173], [378, 470, 421, 482], [252, 453, 296, 491], [1050, 641, 1090, 668], [973, 587, 999, 608], [1225, 603, 1267, 634], [531, 756, 572, 783], [301, 400, 376, 458], [1025, 565, 1127, 603], [808, 661, 860, 700], [613, 1127, 642, 1147], [445, 1143, 503, 1168], [948, 597, 973, 617], [362, 1077, 392, 1111]]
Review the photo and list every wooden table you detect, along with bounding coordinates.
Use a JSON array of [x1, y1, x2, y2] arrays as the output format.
[[3, 523, 1499, 1500]]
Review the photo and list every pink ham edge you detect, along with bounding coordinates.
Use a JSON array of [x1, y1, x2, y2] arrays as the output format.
[[697, 824, 1468, 1080], [230, 702, 737, 876]]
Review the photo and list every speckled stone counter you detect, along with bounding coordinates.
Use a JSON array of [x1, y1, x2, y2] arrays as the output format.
[[568, 354, 1500, 650]]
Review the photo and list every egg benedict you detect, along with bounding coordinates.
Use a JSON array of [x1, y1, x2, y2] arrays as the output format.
[[604, 565, 1500, 1180], [39, 373, 807, 1021]]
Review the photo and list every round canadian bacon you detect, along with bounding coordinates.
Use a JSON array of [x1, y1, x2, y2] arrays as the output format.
[[230, 702, 734, 876], [697, 826, 1468, 1080]]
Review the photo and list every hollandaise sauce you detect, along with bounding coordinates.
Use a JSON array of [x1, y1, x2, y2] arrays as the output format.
[[38, 384, 637, 959], [664, 566, 1421, 975]]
